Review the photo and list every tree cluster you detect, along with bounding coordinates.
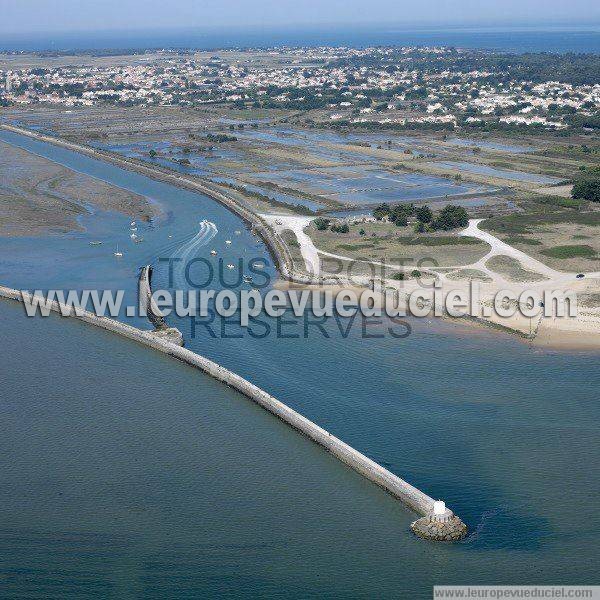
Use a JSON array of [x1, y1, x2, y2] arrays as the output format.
[[372, 203, 468, 231]]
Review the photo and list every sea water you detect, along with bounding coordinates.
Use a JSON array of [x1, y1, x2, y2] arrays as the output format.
[[0, 129, 598, 597]]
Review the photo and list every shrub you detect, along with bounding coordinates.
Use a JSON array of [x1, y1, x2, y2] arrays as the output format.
[[330, 223, 350, 234], [432, 205, 469, 230], [540, 245, 597, 259], [373, 203, 391, 220], [392, 272, 405, 280], [415, 205, 433, 223], [572, 178, 600, 203], [389, 204, 414, 226], [314, 218, 331, 231], [206, 133, 237, 143], [537, 195, 585, 209]]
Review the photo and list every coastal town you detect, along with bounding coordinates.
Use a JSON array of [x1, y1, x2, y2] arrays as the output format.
[[1, 46, 599, 133]]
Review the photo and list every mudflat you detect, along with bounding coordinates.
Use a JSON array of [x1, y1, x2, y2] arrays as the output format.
[[0, 140, 160, 236]]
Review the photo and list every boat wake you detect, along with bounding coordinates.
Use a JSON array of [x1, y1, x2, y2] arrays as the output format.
[[171, 220, 218, 287]]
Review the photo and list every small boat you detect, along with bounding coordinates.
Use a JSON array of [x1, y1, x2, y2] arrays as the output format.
[[243, 275, 253, 283], [168, 234, 173, 239], [210, 250, 217, 256], [225, 240, 232, 245], [130, 221, 136, 227], [130, 227, 137, 232], [89, 241, 102, 246], [254, 263, 264, 269], [134, 237, 144, 244], [226, 264, 235, 270], [114, 244, 123, 258], [130, 233, 137, 239]]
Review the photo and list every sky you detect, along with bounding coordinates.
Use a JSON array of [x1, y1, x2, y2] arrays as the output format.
[[0, 0, 598, 34]]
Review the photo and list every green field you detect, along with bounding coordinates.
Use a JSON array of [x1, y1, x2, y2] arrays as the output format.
[[481, 204, 600, 271], [539, 245, 597, 259], [309, 221, 490, 268]]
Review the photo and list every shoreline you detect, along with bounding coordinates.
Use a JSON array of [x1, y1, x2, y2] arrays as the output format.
[[0, 136, 159, 236], [275, 277, 600, 354], [0, 123, 297, 279], [0, 285, 467, 540], [1, 122, 598, 352]]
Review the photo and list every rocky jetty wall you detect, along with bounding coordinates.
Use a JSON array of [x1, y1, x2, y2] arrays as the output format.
[[0, 284, 466, 540]]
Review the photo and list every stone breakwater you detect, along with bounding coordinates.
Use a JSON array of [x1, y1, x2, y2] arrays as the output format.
[[0, 284, 467, 541], [139, 265, 167, 329], [411, 515, 469, 541], [138, 265, 184, 346]]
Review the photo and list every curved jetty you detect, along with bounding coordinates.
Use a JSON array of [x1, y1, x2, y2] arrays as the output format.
[[138, 265, 184, 345], [0, 284, 467, 540], [0, 284, 466, 538]]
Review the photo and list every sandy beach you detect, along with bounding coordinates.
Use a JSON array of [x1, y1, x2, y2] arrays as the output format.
[[266, 214, 600, 351], [1, 123, 597, 352]]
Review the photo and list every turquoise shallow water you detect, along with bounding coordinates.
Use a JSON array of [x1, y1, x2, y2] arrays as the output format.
[[0, 129, 599, 597]]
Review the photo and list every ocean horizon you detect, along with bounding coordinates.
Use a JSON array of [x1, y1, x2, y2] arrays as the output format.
[[1, 24, 599, 54]]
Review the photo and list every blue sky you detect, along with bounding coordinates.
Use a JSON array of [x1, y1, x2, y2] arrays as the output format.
[[0, 0, 598, 33]]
